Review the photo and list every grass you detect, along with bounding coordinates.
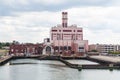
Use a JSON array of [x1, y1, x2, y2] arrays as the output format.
[[0, 49, 8, 56]]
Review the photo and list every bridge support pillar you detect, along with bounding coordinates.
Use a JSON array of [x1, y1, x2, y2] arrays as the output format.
[[109, 64, 114, 71], [78, 65, 82, 71]]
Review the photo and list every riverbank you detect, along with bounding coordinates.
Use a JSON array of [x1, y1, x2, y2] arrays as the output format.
[[0, 56, 12, 65], [59, 58, 120, 70], [1, 55, 120, 70]]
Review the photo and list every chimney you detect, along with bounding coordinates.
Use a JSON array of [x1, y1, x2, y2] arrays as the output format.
[[62, 12, 68, 28]]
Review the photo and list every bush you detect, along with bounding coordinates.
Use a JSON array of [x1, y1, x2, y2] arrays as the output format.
[[91, 50, 98, 52], [109, 51, 120, 54]]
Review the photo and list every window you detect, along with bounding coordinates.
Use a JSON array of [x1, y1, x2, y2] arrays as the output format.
[[64, 46, 67, 50], [52, 30, 57, 32], [63, 30, 72, 32], [60, 46, 63, 50], [77, 30, 82, 32], [68, 46, 71, 50], [79, 47, 84, 49], [54, 46, 59, 50]]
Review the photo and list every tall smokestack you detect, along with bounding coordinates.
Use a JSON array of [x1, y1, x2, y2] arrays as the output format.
[[62, 12, 68, 28]]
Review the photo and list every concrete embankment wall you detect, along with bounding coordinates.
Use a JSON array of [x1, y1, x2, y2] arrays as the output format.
[[59, 58, 120, 69], [87, 56, 120, 66], [0, 56, 41, 66], [0, 56, 61, 66], [86, 56, 120, 66], [86, 57, 113, 64], [81, 65, 120, 69], [0, 56, 12, 65], [11, 56, 40, 60], [1, 56, 120, 69]]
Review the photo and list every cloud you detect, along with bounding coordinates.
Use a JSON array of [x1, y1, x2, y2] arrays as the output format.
[[67, 7, 120, 31], [0, 11, 60, 43], [84, 28, 120, 44], [0, 5, 120, 44], [0, 0, 119, 16]]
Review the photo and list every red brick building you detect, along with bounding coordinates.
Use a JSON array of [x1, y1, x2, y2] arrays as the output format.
[[9, 43, 43, 56]]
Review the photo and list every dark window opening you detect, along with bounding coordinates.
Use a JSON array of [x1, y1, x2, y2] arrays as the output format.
[[54, 46, 59, 50], [64, 46, 67, 50], [68, 46, 71, 50], [79, 47, 84, 49]]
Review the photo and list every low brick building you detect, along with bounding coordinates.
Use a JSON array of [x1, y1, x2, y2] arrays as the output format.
[[9, 43, 43, 56]]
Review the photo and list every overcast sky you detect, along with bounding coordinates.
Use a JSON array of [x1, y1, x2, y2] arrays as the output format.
[[0, 0, 120, 44]]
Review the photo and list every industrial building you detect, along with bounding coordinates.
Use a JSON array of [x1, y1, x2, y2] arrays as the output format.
[[9, 12, 88, 56], [43, 12, 88, 56]]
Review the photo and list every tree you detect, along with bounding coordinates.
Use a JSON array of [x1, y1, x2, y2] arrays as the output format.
[[0, 43, 2, 49], [108, 51, 120, 54], [0, 45, 2, 49], [5, 42, 10, 46], [91, 50, 98, 52], [0, 42, 11, 49]]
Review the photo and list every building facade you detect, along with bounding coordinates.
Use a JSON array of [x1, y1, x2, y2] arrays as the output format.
[[9, 12, 88, 56], [49, 12, 88, 56], [9, 43, 43, 56], [89, 44, 120, 54]]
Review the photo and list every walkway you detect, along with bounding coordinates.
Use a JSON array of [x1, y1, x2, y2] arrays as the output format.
[[89, 55, 120, 64], [0, 56, 12, 65]]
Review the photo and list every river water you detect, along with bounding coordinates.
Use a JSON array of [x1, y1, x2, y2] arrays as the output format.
[[0, 59, 120, 80]]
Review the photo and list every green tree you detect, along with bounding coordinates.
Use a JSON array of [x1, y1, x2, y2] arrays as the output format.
[[91, 50, 98, 52], [5, 42, 10, 46], [0, 43, 2, 49], [109, 51, 120, 54], [0, 45, 2, 49]]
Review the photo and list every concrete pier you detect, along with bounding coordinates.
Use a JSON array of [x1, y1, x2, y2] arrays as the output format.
[[59, 58, 120, 69], [88, 55, 120, 65], [1, 55, 120, 69], [0, 56, 12, 65]]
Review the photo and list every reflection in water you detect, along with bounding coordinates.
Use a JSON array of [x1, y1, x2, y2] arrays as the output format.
[[0, 59, 120, 80], [66, 60, 99, 65]]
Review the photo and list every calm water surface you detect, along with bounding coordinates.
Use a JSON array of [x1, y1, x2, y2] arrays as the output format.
[[66, 60, 99, 65], [0, 59, 120, 80]]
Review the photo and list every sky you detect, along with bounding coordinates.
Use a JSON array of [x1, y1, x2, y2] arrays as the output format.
[[0, 0, 120, 44]]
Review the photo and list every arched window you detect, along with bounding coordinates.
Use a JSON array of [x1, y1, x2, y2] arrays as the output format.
[[46, 46, 51, 52]]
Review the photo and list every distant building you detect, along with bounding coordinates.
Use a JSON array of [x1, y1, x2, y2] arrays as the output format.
[[88, 44, 98, 52], [89, 44, 120, 54]]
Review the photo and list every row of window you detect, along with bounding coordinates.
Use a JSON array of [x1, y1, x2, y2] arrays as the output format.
[[54, 46, 71, 50], [54, 46, 84, 50], [52, 34, 82, 35], [52, 30, 82, 32]]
